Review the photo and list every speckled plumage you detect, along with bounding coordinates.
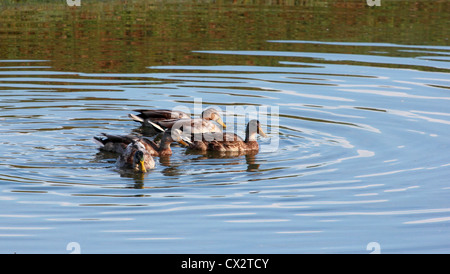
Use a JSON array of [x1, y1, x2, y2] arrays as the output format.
[[116, 140, 155, 172], [181, 120, 267, 153]]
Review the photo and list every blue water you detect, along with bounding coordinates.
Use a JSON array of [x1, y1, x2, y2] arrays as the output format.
[[1, 40, 450, 253]]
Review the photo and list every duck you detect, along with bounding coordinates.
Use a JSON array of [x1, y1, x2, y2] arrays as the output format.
[[116, 139, 155, 173], [93, 130, 188, 157], [178, 120, 267, 153], [128, 107, 226, 133]]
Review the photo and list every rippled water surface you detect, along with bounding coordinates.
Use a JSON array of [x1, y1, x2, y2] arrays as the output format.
[[1, 0, 449, 253]]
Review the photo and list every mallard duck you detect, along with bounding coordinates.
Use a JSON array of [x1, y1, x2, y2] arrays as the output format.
[[93, 130, 188, 157], [116, 139, 155, 173], [129, 109, 190, 122], [179, 120, 267, 152], [128, 107, 226, 133]]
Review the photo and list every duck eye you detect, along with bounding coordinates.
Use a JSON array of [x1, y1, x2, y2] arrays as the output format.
[[134, 150, 144, 160]]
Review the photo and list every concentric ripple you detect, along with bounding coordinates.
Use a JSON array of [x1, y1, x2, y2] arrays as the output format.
[[1, 41, 450, 253]]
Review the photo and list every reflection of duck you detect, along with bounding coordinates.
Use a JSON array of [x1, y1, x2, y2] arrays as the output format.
[[180, 120, 267, 152], [93, 130, 188, 157], [184, 150, 260, 172], [128, 108, 226, 133]]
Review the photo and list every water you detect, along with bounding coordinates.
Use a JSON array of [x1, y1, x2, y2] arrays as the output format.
[[0, 0, 449, 253]]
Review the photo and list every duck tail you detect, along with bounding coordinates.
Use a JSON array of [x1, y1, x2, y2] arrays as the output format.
[[128, 113, 145, 123], [93, 135, 107, 147], [128, 113, 165, 133], [146, 120, 166, 133]]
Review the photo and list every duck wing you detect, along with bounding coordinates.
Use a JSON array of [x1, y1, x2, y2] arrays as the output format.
[[93, 133, 137, 154], [133, 109, 190, 120], [159, 118, 223, 133]]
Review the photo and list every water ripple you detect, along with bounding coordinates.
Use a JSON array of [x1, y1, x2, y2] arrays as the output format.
[[1, 42, 450, 252]]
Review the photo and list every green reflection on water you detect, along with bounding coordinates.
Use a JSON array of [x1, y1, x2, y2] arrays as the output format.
[[0, 0, 448, 72]]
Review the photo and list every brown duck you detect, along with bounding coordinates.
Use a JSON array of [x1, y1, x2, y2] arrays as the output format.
[[178, 120, 267, 152], [116, 139, 155, 173], [128, 108, 226, 133], [93, 130, 188, 157]]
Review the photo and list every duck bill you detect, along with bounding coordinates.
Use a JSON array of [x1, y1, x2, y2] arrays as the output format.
[[216, 117, 226, 129], [139, 160, 147, 173], [258, 126, 268, 138], [177, 139, 190, 147]]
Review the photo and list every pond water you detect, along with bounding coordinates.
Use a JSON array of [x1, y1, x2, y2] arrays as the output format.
[[0, 0, 449, 253]]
